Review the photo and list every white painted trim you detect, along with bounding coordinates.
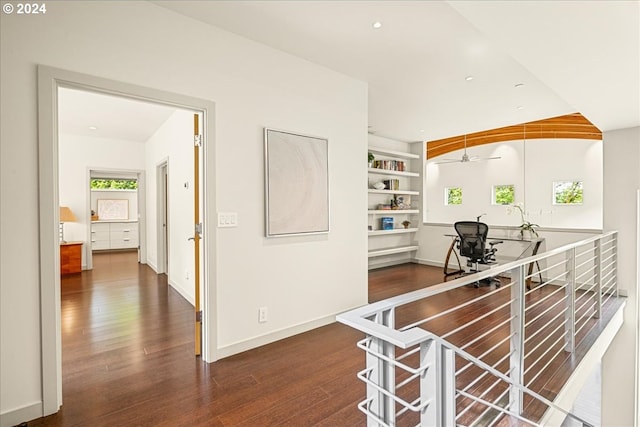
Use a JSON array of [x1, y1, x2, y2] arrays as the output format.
[[369, 259, 419, 270], [539, 300, 626, 426], [216, 309, 351, 360], [155, 159, 169, 275], [0, 401, 43, 427], [168, 279, 195, 306], [147, 259, 159, 274], [413, 257, 445, 268], [37, 65, 219, 418], [636, 189, 640, 427]]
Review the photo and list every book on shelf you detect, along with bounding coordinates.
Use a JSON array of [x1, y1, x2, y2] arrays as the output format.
[[383, 179, 400, 190], [372, 160, 406, 172]]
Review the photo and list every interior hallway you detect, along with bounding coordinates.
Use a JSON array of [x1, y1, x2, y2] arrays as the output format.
[[37, 252, 441, 426]]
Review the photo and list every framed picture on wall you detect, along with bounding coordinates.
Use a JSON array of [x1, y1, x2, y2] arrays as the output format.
[[264, 128, 329, 237], [97, 199, 129, 220]]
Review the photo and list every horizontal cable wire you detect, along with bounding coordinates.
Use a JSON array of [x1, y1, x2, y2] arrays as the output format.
[[457, 334, 514, 377], [456, 389, 542, 427], [524, 293, 568, 331], [525, 334, 567, 382], [524, 307, 566, 346], [533, 257, 570, 277], [459, 315, 514, 351], [524, 319, 567, 367], [455, 372, 510, 421], [442, 299, 513, 341], [400, 284, 509, 332], [525, 281, 568, 314], [574, 256, 596, 272]]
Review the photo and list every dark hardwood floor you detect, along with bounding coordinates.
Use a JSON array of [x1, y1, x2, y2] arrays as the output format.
[[26, 256, 617, 426]]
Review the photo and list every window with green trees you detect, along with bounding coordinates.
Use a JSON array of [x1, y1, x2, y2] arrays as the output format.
[[445, 187, 462, 205], [90, 179, 138, 190], [553, 181, 583, 204], [493, 184, 515, 205]]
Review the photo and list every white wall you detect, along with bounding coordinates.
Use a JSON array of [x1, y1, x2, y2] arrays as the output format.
[[58, 134, 146, 267], [0, 2, 368, 424], [144, 109, 195, 302], [425, 138, 603, 229], [601, 126, 640, 427]]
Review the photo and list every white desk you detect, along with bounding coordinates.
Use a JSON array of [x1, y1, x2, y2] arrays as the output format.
[[444, 234, 545, 289]]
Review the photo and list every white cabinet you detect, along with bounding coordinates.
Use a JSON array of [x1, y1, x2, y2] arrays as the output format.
[[91, 221, 138, 250], [367, 138, 422, 268]]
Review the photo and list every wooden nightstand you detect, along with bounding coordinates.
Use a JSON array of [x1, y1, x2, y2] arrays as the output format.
[[60, 241, 82, 274]]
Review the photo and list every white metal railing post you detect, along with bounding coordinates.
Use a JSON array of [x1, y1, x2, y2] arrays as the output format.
[[594, 238, 602, 319], [564, 248, 576, 352], [365, 309, 396, 426], [421, 339, 456, 426], [613, 234, 619, 297], [509, 265, 525, 414]]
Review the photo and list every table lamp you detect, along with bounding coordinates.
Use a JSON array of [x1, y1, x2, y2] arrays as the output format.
[[59, 206, 77, 243]]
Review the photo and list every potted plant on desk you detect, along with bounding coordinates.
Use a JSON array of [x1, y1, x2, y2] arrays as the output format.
[[508, 203, 539, 238]]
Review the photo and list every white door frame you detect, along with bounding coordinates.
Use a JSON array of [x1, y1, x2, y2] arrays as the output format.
[[156, 160, 169, 275], [37, 65, 218, 415]]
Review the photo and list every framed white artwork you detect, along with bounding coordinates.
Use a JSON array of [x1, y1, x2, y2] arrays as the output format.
[[264, 128, 329, 237]]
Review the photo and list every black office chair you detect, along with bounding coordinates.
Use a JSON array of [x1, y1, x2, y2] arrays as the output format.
[[454, 221, 503, 287]]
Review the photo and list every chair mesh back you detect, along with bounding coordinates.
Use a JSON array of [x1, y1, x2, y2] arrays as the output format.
[[454, 221, 489, 261]]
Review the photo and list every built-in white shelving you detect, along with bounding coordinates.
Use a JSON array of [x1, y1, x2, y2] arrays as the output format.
[[368, 147, 420, 160], [368, 228, 418, 236], [368, 245, 420, 258], [367, 168, 419, 178], [368, 189, 420, 196], [368, 136, 422, 269], [368, 209, 419, 215]]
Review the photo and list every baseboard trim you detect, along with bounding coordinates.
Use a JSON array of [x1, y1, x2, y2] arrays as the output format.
[[147, 260, 158, 274], [0, 401, 43, 427], [168, 279, 194, 306], [413, 257, 444, 268], [216, 308, 359, 360]]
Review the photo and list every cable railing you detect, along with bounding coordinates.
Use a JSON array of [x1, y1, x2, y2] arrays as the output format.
[[338, 231, 623, 426]]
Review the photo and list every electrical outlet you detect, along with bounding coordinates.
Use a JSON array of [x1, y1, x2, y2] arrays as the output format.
[[185, 270, 190, 280], [258, 307, 268, 323]]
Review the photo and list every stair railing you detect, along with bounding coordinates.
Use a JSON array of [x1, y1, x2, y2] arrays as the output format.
[[338, 231, 619, 426]]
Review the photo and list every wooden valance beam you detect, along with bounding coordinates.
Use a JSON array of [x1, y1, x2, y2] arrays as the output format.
[[426, 113, 602, 159]]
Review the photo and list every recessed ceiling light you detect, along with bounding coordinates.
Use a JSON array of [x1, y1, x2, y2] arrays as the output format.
[[88, 126, 98, 130], [372, 21, 382, 29], [517, 105, 525, 110], [465, 76, 474, 81], [514, 83, 525, 88]]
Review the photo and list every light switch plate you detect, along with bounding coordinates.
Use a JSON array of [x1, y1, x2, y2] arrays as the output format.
[[217, 212, 238, 227]]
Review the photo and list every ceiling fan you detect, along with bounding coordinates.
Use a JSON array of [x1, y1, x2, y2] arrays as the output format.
[[436, 135, 501, 164]]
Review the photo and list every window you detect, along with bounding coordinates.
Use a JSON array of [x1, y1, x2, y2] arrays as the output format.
[[445, 187, 462, 205], [553, 181, 583, 205], [492, 184, 515, 205], [90, 178, 138, 190]]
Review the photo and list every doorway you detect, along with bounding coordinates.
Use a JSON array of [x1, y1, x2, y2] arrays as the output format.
[[157, 161, 169, 275], [37, 65, 218, 415]]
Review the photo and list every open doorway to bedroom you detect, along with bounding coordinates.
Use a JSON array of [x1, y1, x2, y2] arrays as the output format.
[[38, 65, 217, 413]]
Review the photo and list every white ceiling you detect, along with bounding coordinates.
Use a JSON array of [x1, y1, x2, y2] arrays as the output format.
[[154, 0, 639, 142], [59, 1, 639, 144], [58, 87, 177, 142]]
